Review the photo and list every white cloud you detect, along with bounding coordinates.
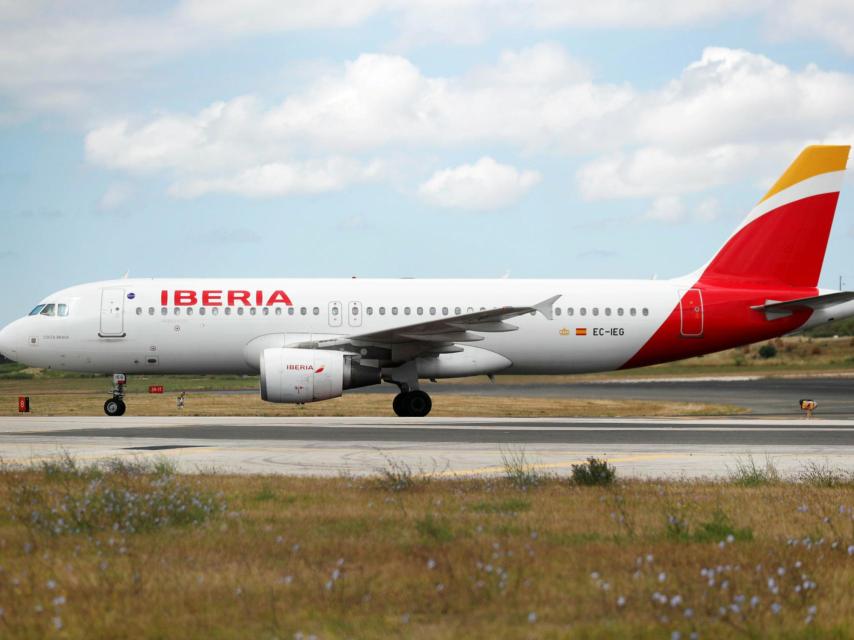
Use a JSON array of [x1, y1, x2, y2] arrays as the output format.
[[418, 157, 540, 211], [4, 2, 854, 121], [642, 195, 685, 223], [83, 44, 854, 203], [764, 0, 854, 56], [98, 183, 133, 211], [694, 196, 720, 222], [577, 47, 854, 201], [170, 158, 384, 198]]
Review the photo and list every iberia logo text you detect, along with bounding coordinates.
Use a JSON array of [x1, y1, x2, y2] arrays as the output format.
[[161, 290, 293, 306]]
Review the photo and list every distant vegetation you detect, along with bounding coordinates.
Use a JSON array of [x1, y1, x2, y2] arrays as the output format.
[[804, 316, 854, 337]]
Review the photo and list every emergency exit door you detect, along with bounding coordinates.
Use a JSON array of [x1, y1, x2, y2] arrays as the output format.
[[348, 301, 362, 327], [679, 289, 704, 337], [328, 301, 343, 327], [99, 288, 126, 337]]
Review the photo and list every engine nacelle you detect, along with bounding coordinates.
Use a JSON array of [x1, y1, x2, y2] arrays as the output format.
[[260, 348, 379, 403]]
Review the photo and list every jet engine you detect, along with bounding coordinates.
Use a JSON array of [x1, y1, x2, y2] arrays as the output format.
[[260, 347, 380, 403]]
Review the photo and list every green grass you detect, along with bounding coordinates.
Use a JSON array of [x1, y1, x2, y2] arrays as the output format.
[[0, 459, 852, 638]]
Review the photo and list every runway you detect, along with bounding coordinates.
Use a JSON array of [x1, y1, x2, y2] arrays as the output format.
[[2, 415, 853, 478]]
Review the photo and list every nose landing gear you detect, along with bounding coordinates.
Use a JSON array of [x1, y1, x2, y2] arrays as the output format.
[[104, 373, 127, 416]]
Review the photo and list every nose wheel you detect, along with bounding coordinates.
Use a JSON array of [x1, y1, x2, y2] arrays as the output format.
[[393, 390, 432, 417], [104, 398, 126, 416], [104, 373, 127, 416]]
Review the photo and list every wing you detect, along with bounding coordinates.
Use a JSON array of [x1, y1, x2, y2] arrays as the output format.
[[288, 295, 561, 363]]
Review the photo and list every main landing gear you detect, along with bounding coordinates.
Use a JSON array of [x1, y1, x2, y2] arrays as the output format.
[[104, 373, 127, 416], [392, 390, 432, 417]]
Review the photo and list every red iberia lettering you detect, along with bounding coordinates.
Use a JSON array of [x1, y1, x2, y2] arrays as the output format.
[[175, 290, 197, 306], [163, 289, 294, 306], [228, 290, 251, 306], [202, 290, 222, 306], [266, 290, 293, 306]]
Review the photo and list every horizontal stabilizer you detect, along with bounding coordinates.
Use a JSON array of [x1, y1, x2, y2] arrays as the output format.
[[751, 291, 854, 319]]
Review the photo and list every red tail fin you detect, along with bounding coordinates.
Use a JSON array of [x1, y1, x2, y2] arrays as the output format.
[[698, 145, 849, 289]]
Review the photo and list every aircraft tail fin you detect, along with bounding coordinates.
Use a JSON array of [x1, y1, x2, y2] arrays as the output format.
[[697, 145, 849, 289]]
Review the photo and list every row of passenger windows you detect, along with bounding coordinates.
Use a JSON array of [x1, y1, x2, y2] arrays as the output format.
[[29, 303, 69, 317], [555, 307, 648, 317], [135, 305, 650, 318]]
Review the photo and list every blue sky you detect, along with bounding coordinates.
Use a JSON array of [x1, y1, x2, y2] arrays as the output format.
[[2, 1, 854, 326]]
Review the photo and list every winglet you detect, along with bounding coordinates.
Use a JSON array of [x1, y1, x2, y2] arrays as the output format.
[[533, 294, 561, 320]]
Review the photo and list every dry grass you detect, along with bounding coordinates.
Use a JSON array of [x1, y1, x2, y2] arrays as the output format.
[[0, 391, 742, 418], [0, 461, 852, 638]]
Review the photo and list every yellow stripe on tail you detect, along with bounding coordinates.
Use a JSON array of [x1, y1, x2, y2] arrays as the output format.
[[759, 145, 849, 204]]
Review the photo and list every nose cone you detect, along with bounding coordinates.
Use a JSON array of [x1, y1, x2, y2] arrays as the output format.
[[0, 322, 17, 361]]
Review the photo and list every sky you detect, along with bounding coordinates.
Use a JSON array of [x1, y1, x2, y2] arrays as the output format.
[[2, 1, 854, 326]]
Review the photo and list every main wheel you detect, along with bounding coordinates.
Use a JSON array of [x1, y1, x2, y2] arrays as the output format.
[[104, 398, 126, 416], [392, 393, 408, 417], [403, 390, 432, 417]]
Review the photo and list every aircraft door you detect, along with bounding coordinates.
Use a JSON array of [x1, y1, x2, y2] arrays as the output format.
[[328, 301, 343, 328], [348, 301, 362, 327], [679, 289, 703, 337], [99, 288, 126, 337]]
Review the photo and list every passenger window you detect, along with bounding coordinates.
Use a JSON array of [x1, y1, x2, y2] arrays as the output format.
[[238, 308, 244, 316], [58, 304, 69, 317], [617, 308, 624, 316], [288, 307, 294, 316], [567, 308, 574, 316], [136, 307, 142, 315], [161, 307, 167, 316], [147, 307, 154, 316], [225, 308, 232, 316], [213, 308, 220, 316], [263, 308, 269, 316], [247, 308, 254, 316], [40, 304, 56, 316], [642, 307, 649, 316], [593, 308, 599, 316], [555, 307, 562, 316], [274, 308, 281, 316], [417, 307, 423, 315], [630, 308, 637, 316], [366, 307, 373, 316], [300, 307, 306, 316], [429, 307, 436, 316], [199, 308, 206, 316], [580, 307, 586, 316], [313, 307, 319, 316], [455, 307, 461, 315], [479, 307, 486, 311], [442, 307, 449, 316], [379, 307, 386, 315], [331, 306, 339, 316], [352, 306, 359, 316], [404, 307, 411, 315], [391, 307, 398, 315], [605, 308, 611, 316], [29, 305, 46, 316], [174, 308, 181, 316], [467, 307, 474, 313], [187, 307, 194, 316]]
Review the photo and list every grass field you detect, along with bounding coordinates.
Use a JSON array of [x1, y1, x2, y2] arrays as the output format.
[[0, 391, 741, 418], [0, 457, 851, 639]]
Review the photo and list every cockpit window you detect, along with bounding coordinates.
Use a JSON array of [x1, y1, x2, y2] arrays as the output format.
[[57, 304, 68, 317], [29, 304, 46, 316], [40, 304, 56, 316]]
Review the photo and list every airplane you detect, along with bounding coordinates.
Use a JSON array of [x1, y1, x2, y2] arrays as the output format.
[[1, 145, 853, 417]]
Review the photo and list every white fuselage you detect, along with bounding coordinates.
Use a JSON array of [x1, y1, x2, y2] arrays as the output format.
[[0, 277, 681, 376]]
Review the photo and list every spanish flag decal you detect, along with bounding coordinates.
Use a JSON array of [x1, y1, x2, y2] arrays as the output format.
[[576, 328, 587, 336]]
